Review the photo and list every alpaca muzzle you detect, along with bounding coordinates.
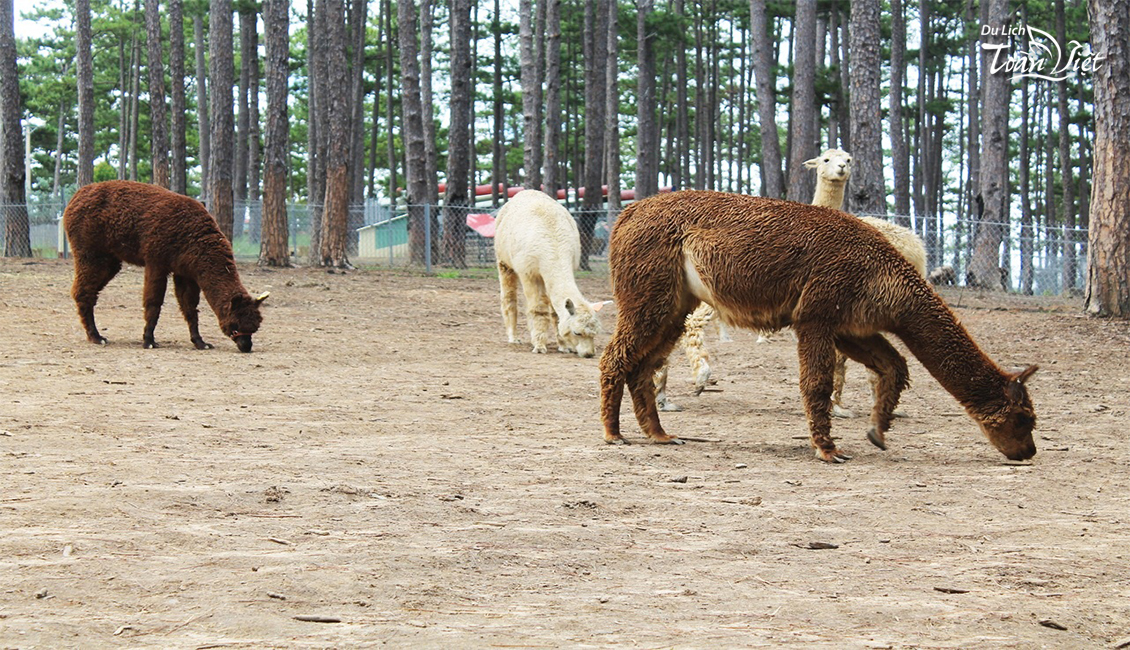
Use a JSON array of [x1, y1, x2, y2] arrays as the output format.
[[232, 331, 254, 353]]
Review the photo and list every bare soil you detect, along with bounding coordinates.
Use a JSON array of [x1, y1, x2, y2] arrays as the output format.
[[1, 258, 1129, 649]]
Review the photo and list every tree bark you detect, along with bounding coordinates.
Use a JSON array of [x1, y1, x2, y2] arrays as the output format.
[[319, 0, 352, 267], [786, 0, 817, 203], [1055, 0, 1078, 294], [194, 12, 210, 201], [443, 0, 473, 267], [543, 0, 562, 195], [76, 0, 95, 187], [233, 3, 254, 239], [580, 0, 608, 269], [419, 0, 438, 206], [604, 0, 620, 213], [635, 0, 658, 198], [519, 0, 540, 190], [146, 0, 170, 188], [848, 0, 885, 215], [398, 0, 431, 265], [969, 0, 1010, 290], [208, 0, 235, 239], [260, 0, 290, 266], [306, 0, 323, 263], [0, 0, 29, 256], [750, 0, 782, 198], [889, 0, 910, 225], [169, 0, 187, 194], [1084, 0, 1130, 316]]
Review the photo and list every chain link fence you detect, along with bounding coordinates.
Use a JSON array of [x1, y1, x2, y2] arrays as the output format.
[[2, 196, 1087, 296]]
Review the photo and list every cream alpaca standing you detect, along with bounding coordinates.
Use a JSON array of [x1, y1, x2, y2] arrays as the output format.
[[495, 190, 602, 358], [805, 148, 928, 418]]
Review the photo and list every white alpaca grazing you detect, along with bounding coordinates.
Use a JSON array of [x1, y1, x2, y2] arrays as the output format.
[[495, 190, 602, 358], [806, 148, 928, 418]]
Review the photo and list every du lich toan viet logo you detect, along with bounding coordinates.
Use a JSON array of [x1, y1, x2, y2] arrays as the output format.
[[981, 24, 1104, 81]]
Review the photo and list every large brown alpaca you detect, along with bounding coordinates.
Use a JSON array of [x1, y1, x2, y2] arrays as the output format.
[[599, 190, 1038, 463], [64, 181, 267, 352]]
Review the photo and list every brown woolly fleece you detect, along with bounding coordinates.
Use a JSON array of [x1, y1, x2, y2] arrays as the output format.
[[63, 180, 266, 353], [599, 190, 1038, 463]]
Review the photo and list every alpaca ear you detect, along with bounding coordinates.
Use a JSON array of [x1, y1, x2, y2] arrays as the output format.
[[255, 291, 270, 304], [565, 299, 576, 316], [804, 158, 820, 169], [1006, 365, 1038, 400]]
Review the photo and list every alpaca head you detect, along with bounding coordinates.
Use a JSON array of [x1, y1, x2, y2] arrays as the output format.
[[558, 298, 601, 358], [221, 292, 269, 353], [804, 148, 853, 184], [977, 365, 1038, 460]]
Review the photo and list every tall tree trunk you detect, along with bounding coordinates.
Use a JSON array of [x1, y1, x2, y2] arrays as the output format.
[[419, 0, 438, 206], [889, 0, 910, 225], [76, 0, 95, 187], [384, 0, 397, 199], [1084, 0, 1130, 316], [52, 95, 66, 197], [580, 0, 608, 270], [1019, 25, 1033, 296], [194, 12, 210, 201], [247, 20, 262, 242], [443, 0, 472, 267], [208, 0, 235, 239], [674, 0, 688, 191], [635, 0, 658, 198], [1055, 0, 1078, 294], [348, 0, 367, 205], [491, 0, 503, 205], [543, 0, 562, 195], [169, 0, 187, 194], [519, 0, 539, 189], [119, 36, 130, 178], [786, 0, 816, 203], [146, 0, 170, 187], [128, 21, 141, 182], [970, 0, 1010, 290], [398, 0, 430, 265], [750, 0, 782, 198], [260, 0, 290, 266], [319, 0, 352, 267], [233, 4, 254, 240], [604, 0, 620, 213], [0, 0, 29, 256], [306, 0, 322, 263], [848, 0, 884, 215]]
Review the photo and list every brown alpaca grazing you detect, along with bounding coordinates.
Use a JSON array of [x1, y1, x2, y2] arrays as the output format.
[[63, 180, 267, 353], [599, 190, 1038, 463]]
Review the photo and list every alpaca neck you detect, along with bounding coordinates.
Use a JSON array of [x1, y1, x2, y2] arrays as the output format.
[[892, 294, 1009, 418], [544, 274, 587, 320], [812, 180, 846, 210], [198, 261, 247, 316]]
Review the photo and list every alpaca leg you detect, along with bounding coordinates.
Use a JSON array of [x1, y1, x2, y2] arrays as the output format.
[[795, 324, 851, 463], [498, 263, 521, 344], [681, 304, 713, 394], [830, 351, 855, 418], [521, 274, 552, 353], [652, 360, 683, 412], [626, 349, 683, 444], [835, 334, 910, 451], [141, 268, 169, 349], [173, 274, 212, 350], [70, 253, 121, 345]]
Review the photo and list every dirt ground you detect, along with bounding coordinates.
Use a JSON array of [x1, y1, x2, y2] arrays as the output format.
[[1, 258, 1129, 649]]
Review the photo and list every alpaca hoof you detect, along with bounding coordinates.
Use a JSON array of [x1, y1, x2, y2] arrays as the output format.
[[143, 340, 159, 349], [651, 435, 684, 445], [892, 409, 908, 419], [831, 404, 855, 419], [658, 400, 683, 412], [604, 435, 629, 445], [816, 447, 852, 463], [867, 427, 888, 450], [192, 339, 214, 350], [92, 337, 108, 346], [532, 345, 548, 354], [755, 335, 770, 344]]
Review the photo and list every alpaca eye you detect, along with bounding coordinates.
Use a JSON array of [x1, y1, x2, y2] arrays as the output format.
[[823, 158, 829, 162]]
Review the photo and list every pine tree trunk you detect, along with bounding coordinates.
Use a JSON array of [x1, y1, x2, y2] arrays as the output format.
[[146, 0, 170, 188], [419, 0, 438, 205], [786, 0, 816, 203], [193, 12, 210, 201], [889, 0, 910, 225], [169, 0, 187, 194], [1055, 0, 1078, 294], [1084, 0, 1130, 317], [208, 0, 235, 239], [848, 0, 884, 215], [0, 0, 29, 256], [398, 0, 430, 265], [76, 0, 95, 187], [674, 0, 688, 190], [260, 0, 291, 267], [634, 0, 657, 198], [969, 0, 1010, 290], [750, 0, 782, 198], [384, 0, 397, 198], [128, 23, 141, 181], [318, 0, 352, 267], [491, 0, 504, 205], [443, 0, 472, 267], [604, 0, 620, 213], [543, 0, 561, 195], [247, 22, 262, 242], [519, 0, 540, 190], [580, 0, 608, 270], [233, 5, 254, 240]]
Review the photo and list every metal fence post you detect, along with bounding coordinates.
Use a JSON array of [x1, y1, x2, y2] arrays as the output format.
[[424, 203, 432, 274]]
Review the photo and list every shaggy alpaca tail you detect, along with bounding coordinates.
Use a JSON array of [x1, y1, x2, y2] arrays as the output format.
[[680, 303, 714, 394]]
